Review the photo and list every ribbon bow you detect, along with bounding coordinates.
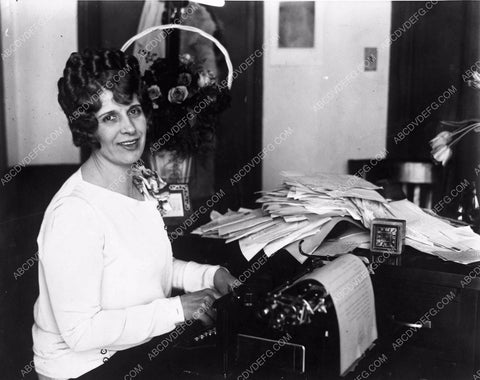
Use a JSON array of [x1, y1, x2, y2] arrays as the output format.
[[131, 162, 171, 215]]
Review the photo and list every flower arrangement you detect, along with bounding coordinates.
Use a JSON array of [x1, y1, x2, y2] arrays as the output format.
[[430, 120, 480, 166], [430, 71, 480, 166], [142, 52, 231, 158]]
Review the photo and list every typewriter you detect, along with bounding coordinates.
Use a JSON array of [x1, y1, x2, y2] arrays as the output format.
[[216, 256, 343, 380], [172, 252, 342, 379]]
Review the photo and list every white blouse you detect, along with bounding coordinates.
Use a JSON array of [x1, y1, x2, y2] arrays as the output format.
[[32, 169, 220, 379]]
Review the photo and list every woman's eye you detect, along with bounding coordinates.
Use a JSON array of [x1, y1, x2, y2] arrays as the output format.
[[102, 114, 117, 123], [129, 106, 143, 117]]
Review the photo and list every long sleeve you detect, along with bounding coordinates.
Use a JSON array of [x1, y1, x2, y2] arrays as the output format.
[[172, 258, 221, 293], [39, 197, 184, 352]]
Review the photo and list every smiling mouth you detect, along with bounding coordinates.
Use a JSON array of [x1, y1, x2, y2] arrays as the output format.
[[118, 138, 140, 149], [118, 138, 139, 146]]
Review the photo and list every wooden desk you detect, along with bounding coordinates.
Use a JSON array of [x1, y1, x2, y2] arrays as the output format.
[[371, 249, 480, 380], [172, 236, 480, 380]]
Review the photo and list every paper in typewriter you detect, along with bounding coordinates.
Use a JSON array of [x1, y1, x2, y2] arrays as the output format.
[[299, 254, 377, 375]]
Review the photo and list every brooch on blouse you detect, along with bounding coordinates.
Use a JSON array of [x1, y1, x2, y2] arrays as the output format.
[[131, 162, 171, 215]]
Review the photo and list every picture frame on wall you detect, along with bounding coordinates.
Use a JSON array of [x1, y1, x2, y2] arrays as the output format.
[[266, 1, 324, 65]]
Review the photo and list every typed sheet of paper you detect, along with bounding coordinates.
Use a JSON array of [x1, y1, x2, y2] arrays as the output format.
[[300, 254, 378, 375]]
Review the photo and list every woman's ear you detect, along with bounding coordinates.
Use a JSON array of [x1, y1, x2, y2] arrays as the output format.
[[145, 114, 153, 132], [89, 132, 101, 150]]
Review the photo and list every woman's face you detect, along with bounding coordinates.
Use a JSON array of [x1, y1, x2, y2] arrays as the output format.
[[94, 90, 146, 167]]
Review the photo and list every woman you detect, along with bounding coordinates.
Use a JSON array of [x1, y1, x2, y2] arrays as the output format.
[[32, 49, 236, 380]]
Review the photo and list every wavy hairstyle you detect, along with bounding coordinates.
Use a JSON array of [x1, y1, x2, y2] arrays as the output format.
[[57, 49, 144, 149]]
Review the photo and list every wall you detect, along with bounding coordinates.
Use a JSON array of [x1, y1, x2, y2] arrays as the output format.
[[2, 0, 79, 166], [263, 1, 391, 189], [0, 0, 390, 175]]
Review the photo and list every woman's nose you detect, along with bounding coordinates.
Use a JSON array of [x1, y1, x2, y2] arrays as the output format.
[[121, 115, 136, 134]]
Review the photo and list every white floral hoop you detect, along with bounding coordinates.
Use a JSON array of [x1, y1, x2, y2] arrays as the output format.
[[120, 24, 233, 90]]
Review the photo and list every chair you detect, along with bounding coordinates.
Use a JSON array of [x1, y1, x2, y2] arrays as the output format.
[[347, 159, 435, 208], [391, 162, 434, 209]]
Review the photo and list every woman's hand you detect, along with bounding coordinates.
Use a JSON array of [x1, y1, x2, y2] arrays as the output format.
[[180, 288, 221, 326], [213, 267, 239, 296]]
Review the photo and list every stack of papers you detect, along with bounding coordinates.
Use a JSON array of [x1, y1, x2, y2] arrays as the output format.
[[383, 199, 480, 264], [193, 172, 388, 262], [193, 172, 480, 265]]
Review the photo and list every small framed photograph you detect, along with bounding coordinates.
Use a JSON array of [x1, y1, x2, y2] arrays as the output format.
[[279, 1, 315, 48], [163, 184, 191, 225], [370, 218, 406, 255], [266, 1, 324, 66]]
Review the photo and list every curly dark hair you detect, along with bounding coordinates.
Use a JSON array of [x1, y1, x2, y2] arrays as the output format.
[[57, 49, 144, 149]]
